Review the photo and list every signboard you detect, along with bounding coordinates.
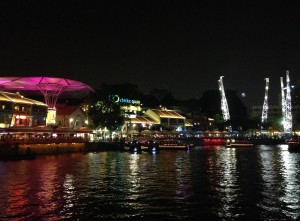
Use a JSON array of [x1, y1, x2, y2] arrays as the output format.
[[109, 94, 141, 105]]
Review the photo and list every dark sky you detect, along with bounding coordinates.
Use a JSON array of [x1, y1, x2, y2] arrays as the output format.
[[0, 1, 299, 107]]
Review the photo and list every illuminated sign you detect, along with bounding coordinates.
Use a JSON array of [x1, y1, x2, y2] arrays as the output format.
[[16, 115, 26, 119], [109, 94, 141, 105]]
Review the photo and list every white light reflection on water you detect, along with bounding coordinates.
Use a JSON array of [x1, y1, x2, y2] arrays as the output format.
[[128, 153, 141, 191], [206, 147, 242, 219], [217, 148, 241, 219], [2, 147, 300, 220], [127, 153, 143, 213], [175, 155, 191, 200], [258, 145, 300, 220], [258, 145, 285, 218], [35, 160, 60, 218], [280, 149, 300, 220], [61, 174, 76, 219]]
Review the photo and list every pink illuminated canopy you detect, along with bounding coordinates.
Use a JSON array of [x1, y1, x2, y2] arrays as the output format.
[[0, 77, 94, 108], [0, 77, 94, 92]]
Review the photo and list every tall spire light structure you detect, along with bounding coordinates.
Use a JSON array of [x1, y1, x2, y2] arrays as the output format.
[[261, 78, 269, 128], [218, 76, 230, 125], [281, 71, 292, 133], [280, 76, 286, 130], [285, 70, 292, 133]]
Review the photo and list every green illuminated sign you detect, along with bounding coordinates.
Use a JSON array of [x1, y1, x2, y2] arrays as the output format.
[[108, 94, 140, 105]]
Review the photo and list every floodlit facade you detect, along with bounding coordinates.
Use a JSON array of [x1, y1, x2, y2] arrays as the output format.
[[0, 91, 48, 128], [145, 108, 186, 131], [56, 103, 88, 129], [0, 76, 94, 125]]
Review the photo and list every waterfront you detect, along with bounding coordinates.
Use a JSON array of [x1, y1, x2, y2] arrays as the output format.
[[0, 145, 300, 220]]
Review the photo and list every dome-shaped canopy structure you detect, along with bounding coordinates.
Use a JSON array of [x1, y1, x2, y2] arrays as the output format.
[[0, 76, 94, 125], [0, 76, 94, 108], [0, 76, 94, 91]]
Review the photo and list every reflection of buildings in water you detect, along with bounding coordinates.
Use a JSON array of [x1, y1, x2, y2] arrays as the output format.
[[280, 151, 300, 220], [2, 163, 29, 217], [128, 154, 142, 202], [127, 152, 192, 206], [217, 149, 240, 219], [36, 161, 60, 215], [126, 153, 152, 212], [61, 173, 76, 217], [258, 149, 281, 214], [175, 155, 192, 200], [258, 147, 300, 220], [206, 148, 241, 219]]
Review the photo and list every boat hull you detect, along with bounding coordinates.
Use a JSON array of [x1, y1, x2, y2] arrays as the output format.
[[225, 138, 254, 148], [139, 140, 192, 150], [159, 144, 190, 150], [226, 143, 255, 148], [287, 142, 300, 152]]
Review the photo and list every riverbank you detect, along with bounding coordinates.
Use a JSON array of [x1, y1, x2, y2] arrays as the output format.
[[0, 137, 288, 161], [0, 141, 124, 160]]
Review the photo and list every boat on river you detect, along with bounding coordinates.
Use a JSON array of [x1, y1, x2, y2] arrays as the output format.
[[124, 140, 142, 153], [286, 137, 300, 152], [202, 137, 226, 146], [156, 139, 192, 150], [226, 138, 255, 148], [124, 138, 193, 152]]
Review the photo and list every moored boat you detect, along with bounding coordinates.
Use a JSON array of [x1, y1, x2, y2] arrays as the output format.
[[202, 137, 226, 146], [157, 139, 192, 150], [124, 140, 142, 153], [226, 138, 255, 148], [286, 137, 300, 152], [139, 140, 160, 153]]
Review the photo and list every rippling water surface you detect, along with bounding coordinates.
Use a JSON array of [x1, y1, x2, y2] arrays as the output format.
[[1, 145, 300, 220]]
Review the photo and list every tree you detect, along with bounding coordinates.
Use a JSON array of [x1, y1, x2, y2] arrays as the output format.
[[267, 116, 283, 131], [88, 100, 124, 139], [226, 90, 247, 130], [199, 90, 221, 117], [214, 113, 224, 130], [199, 89, 247, 131], [150, 89, 177, 107]]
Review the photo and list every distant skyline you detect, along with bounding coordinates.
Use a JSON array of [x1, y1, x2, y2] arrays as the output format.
[[0, 1, 299, 107]]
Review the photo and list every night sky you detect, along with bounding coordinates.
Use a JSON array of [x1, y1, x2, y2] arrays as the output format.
[[0, 1, 299, 107]]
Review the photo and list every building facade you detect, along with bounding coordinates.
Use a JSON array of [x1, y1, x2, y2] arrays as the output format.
[[56, 103, 88, 129], [0, 91, 47, 128], [250, 105, 300, 119]]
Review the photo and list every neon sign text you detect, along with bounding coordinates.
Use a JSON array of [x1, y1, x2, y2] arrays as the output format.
[[109, 94, 141, 105]]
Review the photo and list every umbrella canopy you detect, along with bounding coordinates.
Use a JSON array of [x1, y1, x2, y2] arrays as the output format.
[[0, 76, 94, 92], [0, 76, 94, 108]]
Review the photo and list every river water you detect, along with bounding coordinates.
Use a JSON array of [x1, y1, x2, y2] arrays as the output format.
[[0, 145, 300, 220]]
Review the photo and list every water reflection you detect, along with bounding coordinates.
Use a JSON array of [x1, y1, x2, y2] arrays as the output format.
[[175, 155, 191, 201], [128, 153, 142, 202], [258, 145, 300, 220], [1, 147, 300, 220], [210, 148, 242, 219], [61, 174, 76, 218], [35, 159, 60, 219], [3, 162, 30, 219], [280, 149, 300, 220], [258, 145, 286, 220]]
